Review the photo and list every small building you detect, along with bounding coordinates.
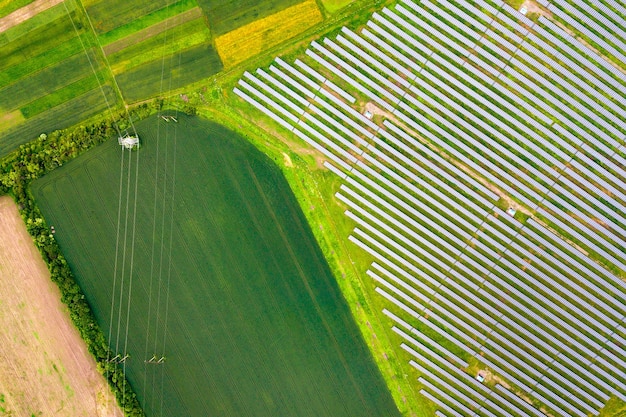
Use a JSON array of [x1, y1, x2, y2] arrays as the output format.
[[506, 207, 517, 217], [476, 372, 486, 383], [519, 6, 528, 15], [118, 135, 139, 149], [363, 110, 373, 120]]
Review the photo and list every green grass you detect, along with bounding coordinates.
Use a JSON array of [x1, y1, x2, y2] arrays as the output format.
[[85, 0, 179, 34], [0, 37, 86, 89], [108, 18, 210, 70], [116, 44, 222, 102], [197, 0, 304, 36], [0, 2, 74, 44], [97, 0, 197, 46], [2, 2, 76, 43], [599, 396, 626, 417], [103, 7, 202, 56], [0, 51, 99, 112], [20, 70, 108, 118], [320, 0, 354, 13], [31, 113, 401, 417], [0, 12, 80, 70]]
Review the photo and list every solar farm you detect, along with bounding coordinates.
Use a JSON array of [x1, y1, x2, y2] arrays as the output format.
[[235, 0, 626, 416]]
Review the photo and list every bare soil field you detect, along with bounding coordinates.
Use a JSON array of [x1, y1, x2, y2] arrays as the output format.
[[0, 196, 123, 417], [0, 0, 64, 33]]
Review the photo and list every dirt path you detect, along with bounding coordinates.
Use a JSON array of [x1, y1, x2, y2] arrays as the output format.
[[0, 0, 64, 33], [0, 196, 123, 417]]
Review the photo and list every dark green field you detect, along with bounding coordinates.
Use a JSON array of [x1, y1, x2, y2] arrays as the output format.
[[115, 44, 222, 102], [32, 114, 400, 417]]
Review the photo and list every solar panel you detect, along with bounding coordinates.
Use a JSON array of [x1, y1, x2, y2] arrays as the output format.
[[495, 384, 547, 417], [233, 88, 294, 132], [358, 28, 419, 79], [256, 68, 310, 106], [338, 28, 413, 87]]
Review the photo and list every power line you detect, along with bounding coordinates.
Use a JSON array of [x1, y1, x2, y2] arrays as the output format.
[[159, 76, 182, 417], [121, 122, 142, 404], [143, 3, 176, 404], [60, 4, 137, 411], [72, 0, 139, 137]]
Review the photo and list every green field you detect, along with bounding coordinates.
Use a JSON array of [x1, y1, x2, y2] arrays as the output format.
[[0, 86, 117, 156], [108, 18, 211, 72], [197, 0, 304, 36], [115, 44, 222, 102], [31, 114, 400, 417], [90, 0, 223, 102], [96, 0, 198, 46], [85, 0, 179, 34]]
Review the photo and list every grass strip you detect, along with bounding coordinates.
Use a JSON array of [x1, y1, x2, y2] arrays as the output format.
[[0, 85, 118, 157], [0, 11, 79, 70], [20, 70, 108, 118], [102, 6, 202, 55], [107, 18, 209, 72], [1, 50, 99, 112], [0, 1, 73, 44], [85, 0, 178, 34], [0, 0, 33, 19], [97, 0, 197, 45], [0, 36, 85, 89]]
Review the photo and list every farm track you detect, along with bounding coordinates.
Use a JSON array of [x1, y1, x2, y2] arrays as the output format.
[[0, 0, 63, 33]]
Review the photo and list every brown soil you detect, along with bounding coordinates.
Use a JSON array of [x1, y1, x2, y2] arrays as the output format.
[[363, 101, 392, 120], [282, 152, 294, 168], [0, 110, 25, 132], [0, 196, 123, 417], [0, 0, 64, 33], [520, 0, 544, 16]]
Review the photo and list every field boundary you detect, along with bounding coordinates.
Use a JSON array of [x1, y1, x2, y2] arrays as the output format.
[[192, 102, 424, 416]]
